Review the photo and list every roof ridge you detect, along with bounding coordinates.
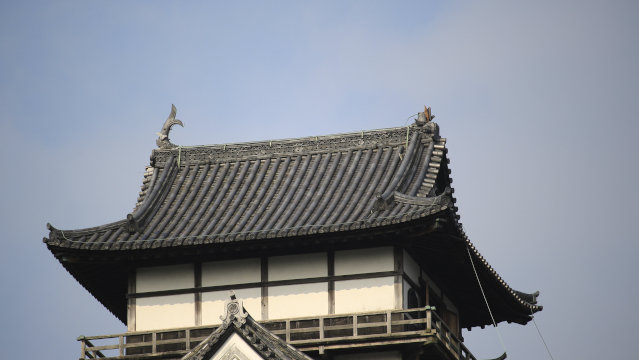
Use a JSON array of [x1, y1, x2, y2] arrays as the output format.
[[151, 122, 440, 168], [176, 125, 416, 150]]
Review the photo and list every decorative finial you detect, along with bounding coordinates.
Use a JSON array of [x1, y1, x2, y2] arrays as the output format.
[[156, 104, 184, 149], [220, 290, 248, 324], [415, 106, 435, 127]]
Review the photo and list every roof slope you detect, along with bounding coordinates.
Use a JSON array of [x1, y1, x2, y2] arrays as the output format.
[[45, 121, 446, 250]]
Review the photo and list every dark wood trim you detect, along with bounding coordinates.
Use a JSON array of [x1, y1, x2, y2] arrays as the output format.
[[327, 251, 335, 314], [425, 280, 430, 306], [194, 262, 202, 326], [126, 271, 401, 299], [127, 270, 136, 332], [394, 247, 403, 309], [261, 257, 268, 320], [402, 273, 422, 295]]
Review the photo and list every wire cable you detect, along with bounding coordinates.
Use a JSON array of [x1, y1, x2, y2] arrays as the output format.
[[465, 241, 508, 357], [530, 308, 554, 360]]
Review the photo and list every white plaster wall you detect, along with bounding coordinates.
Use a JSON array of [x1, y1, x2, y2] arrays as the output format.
[[334, 277, 395, 313], [335, 247, 393, 275], [211, 332, 263, 360], [334, 350, 401, 360], [137, 264, 194, 292], [136, 264, 195, 331], [403, 250, 420, 285], [202, 258, 261, 286], [202, 288, 262, 325], [268, 253, 327, 281], [268, 283, 328, 319], [136, 294, 194, 330]]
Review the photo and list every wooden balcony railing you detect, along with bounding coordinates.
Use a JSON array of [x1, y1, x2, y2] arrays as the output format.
[[77, 307, 476, 360]]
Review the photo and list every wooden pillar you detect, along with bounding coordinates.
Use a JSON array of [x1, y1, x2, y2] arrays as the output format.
[[127, 270, 136, 332], [328, 251, 335, 314], [261, 257, 268, 320], [394, 247, 403, 309], [194, 262, 202, 326]]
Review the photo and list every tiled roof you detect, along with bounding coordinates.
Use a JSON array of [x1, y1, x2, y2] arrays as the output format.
[[43, 114, 542, 326], [45, 122, 451, 250]]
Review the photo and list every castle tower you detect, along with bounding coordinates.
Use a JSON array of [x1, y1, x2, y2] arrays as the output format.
[[44, 106, 541, 360]]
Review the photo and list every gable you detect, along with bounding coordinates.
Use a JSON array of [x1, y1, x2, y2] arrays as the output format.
[[210, 332, 263, 360]]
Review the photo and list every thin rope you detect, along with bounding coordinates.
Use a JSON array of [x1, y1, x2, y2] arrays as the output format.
[[530, 308, 554, 360], [59, 230, 71, 242], [404, 113, 419, 126], [466, 243, 508, 356], [405, 126, 410, 150]]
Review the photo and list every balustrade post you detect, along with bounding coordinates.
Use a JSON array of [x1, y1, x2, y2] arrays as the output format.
[[152, 332, 157, 354], [386, 311, 392, 334], [80, 338, 86, 359], [319, 317, 324, 340], [119, 335, 124, 357], [286, 320, 291, 342], [426, 309, 431, 331], [186, 329, 191, 351], [353, 315, 358, 336]]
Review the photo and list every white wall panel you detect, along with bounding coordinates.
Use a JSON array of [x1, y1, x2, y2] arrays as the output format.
[[136, 294, 194, 330], [202, 288, 262, 325], [403, 250, 420, 285], [137, 264, 194, 292], [335, 247, 393, 275], [202, 258, 261, 286], [268, 283, 328, 319], [334, 277, 395, 313], [268, 253, 326, 281]]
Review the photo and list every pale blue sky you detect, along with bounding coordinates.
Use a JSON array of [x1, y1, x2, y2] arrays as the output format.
[[1, 1, 638, 359]]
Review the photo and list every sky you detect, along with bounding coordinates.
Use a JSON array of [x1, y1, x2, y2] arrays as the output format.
[[1, 0, 638, 359]]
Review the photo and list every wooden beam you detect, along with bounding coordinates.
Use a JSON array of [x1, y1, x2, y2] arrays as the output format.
[[126, 271, 401, 299], [394, 247, 403, 309], [127, 270, 136, 332], [261, 257, 268, 320], [194, 262, 202, 326], [327, 251, 335, 315]]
